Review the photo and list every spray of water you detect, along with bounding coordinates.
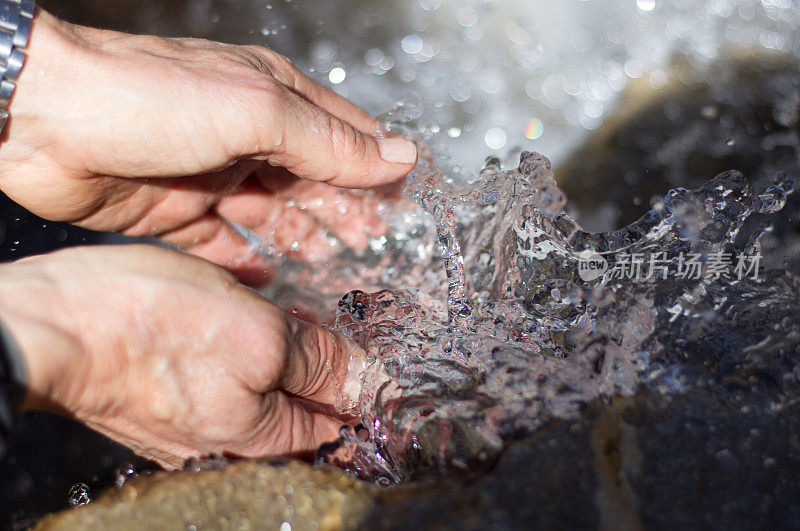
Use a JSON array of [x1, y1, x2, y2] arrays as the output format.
[[316, 110, 795, 484]]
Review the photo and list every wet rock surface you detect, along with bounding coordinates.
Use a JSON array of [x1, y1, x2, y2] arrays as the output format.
[[35, 459, 380, 530], [35, 383, 800, 529]]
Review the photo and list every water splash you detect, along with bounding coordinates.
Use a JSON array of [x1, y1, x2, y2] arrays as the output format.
[[318, 113, 795, 483]]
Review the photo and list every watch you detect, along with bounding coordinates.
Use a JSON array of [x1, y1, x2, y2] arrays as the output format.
[[0, 0, 34, 134]]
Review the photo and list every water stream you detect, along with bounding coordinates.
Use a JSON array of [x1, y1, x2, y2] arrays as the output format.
[[313, 110, 796, 484]]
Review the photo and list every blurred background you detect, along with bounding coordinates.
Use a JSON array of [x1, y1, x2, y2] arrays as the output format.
[[33, 0, 800, 170], [1, 0, 797, 527]]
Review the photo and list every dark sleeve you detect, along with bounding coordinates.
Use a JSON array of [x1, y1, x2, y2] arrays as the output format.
[[0, 319, 26, 459]]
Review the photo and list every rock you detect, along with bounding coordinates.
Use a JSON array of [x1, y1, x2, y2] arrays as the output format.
[[35, 380, 800, 530], [555, 52, 799, 273], [34, 459, 381, 530], [557, 51, 799, 225]]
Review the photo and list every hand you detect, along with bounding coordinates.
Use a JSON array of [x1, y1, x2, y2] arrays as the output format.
[[0, 10, 416, 281], [0, 244, 365, 469]]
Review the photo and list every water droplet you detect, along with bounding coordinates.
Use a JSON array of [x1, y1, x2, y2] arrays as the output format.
[[68, 483, 91, 507], [114, 462, 137, 487], [700, 105, 719, 120], [370, 236, 388, 252], [456, 7, 478, 27]]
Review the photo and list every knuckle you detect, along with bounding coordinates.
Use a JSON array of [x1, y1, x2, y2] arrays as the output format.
[[252, 47, 295, 78], [239, 79, 287, 155], [235, 46, 297, 86], [310, 328, 340, 393], [288, 320, 337, 398], [232, 46, 276, 77], [330, 117, 368, 159], [329, 118, 372, 182], [213, 265, 240, 292], [251, 77, 286, 111], [280, 316, 299, 361]]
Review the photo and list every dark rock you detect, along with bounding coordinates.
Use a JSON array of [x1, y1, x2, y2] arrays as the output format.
[[556, 52, 799, 273]]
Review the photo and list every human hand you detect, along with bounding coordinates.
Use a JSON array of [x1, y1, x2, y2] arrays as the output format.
[[0, 10, 416, 281], [0, 244, 365, 469]]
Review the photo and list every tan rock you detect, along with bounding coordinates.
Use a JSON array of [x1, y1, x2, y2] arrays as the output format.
[[35, 459, 384, 531]]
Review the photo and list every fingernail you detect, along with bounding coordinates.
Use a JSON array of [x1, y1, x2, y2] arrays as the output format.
[[377, 137, 418, 165]]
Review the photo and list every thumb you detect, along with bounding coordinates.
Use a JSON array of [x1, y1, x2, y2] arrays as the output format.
[[258, 87, 417, 188], [278, 314, 368, 412]]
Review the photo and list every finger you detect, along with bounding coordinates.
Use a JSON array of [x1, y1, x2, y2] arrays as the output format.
[[279, 314, 367, 408], [259, 87, 417, 188], [286, 185, 386, 253], [244, 392, 344, 456], [253, 166, 387, 252], [161, 182, 342, 272], [214, 187, 342, 262], [245, 47, 378, 134], [158, 212, 276, 285], [147, 394, 345, 464], [99, 162, 256, 236]]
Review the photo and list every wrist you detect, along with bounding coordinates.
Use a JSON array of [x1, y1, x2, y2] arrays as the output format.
[[0, 8, 89, 166]]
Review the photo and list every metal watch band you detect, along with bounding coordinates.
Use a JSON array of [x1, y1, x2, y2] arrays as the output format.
[[0, 0, 34, 133]]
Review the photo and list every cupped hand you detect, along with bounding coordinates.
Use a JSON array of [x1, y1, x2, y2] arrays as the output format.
[[0, 10, 416, 281], [0, 244, 365, 469]]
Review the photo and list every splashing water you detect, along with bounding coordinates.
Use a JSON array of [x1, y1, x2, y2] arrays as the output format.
[[316, 111, 796, 484]]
